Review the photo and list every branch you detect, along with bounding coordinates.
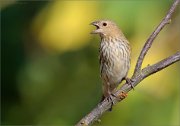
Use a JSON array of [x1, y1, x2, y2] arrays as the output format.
[[76, 0, 180, 125], [133, 0, 180, 76], [120, 52, 180, 93], [76, 53, 180, 126]]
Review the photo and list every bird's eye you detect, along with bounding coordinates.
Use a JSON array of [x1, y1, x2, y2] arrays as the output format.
[[103, 22, 107, 26]]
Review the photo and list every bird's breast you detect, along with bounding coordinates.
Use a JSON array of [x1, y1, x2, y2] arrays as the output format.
[[99, 39, 130, 84]]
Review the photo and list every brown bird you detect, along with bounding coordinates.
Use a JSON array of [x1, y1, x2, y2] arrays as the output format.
[[91, 20, 131, 107]]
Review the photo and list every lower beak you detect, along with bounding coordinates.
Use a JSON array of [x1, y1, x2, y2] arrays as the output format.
[[90, 22, 99, 34]]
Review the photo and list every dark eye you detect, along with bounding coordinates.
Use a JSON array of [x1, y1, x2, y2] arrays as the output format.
[[103, 22, 107, 26]]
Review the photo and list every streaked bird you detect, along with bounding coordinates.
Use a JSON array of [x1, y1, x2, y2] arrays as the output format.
[[91, 20, 131, 109]]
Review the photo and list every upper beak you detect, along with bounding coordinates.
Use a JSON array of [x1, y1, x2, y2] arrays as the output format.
[[90, 21, 97, 25], [90, 21, 99, 34]]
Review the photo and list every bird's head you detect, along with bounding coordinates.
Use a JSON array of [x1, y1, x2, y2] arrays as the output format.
[[90, 20, 123, 38]]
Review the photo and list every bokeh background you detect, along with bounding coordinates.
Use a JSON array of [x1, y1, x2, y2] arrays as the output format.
[[1, 0, 180, 125]]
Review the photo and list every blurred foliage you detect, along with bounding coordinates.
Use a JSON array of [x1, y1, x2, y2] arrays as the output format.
[[1, 0, 180, 126]]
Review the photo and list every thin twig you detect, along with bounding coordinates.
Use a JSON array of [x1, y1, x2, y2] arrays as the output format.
[[119, 52, 180, 93], [76, 0, 180, 125], [133, 0, 180, 76]]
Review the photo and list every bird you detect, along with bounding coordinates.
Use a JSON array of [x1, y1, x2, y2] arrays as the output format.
[[90, 20, 131, 109]]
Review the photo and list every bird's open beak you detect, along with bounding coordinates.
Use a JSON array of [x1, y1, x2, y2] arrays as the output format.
[[90, 21, 100, 34]]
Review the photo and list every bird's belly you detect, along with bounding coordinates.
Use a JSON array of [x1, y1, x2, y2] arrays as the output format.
[[112, 63, 127, 82], [101, 60, 128, 85], [100, 40, 130, 89]]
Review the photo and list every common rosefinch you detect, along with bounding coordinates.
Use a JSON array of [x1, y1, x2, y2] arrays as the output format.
[[91, 20, 131, 107]]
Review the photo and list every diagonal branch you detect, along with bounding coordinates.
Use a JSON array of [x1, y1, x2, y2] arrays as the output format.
[[76, 0, 180, 125], [76, 52, 180, 126], [120, 52, 180, 93], [141, 52, 180, 79], [133, 0, 180, 76]]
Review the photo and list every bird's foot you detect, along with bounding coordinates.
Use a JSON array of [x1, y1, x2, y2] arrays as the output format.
[[105, 93, 117, 111], [105, 92, 128, 111], [124, 77, 135, 90]]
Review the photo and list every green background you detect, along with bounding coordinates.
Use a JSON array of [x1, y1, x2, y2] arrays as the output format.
[[1, 0, 180, 125]]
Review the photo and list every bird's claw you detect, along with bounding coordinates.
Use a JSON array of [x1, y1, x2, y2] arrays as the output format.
[[124, 77, 135, 90], [105, 91, 128, 111], [105, 93, 117, 111]]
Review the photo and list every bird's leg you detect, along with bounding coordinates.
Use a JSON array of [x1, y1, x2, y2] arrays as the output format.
[[106, 93, 116, 111], [105, 86, 117, 111], [124, 77, 135, 89]]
